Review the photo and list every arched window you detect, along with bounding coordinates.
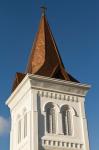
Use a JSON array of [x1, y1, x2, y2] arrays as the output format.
[[18, 119, 21, 144], [45, 103, 56, 134], [61, 105, 72, 135], [24, 113, 27, 138]]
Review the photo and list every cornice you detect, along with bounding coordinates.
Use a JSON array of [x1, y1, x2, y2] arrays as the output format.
[[6, 73, 91, 106], [29, 74, 90, 97]]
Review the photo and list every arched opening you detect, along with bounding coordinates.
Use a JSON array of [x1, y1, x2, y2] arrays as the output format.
[[18, 118, 21, 144], [45, 102, 57, 134], [61, 105, 72, 135], [24, 113, 27, 138], [23, 108, 27, 138]]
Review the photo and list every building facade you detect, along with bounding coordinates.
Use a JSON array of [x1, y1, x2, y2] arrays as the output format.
[[6, 8, 90, 150]]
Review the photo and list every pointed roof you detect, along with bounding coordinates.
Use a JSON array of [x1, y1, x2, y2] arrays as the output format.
[[12, 9, 79, 91], [26, 12, 78, 82], [26, 13, 64, 76]]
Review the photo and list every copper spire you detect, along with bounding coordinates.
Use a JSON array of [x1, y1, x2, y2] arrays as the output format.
[[26, 9, 78, 82], [26, 10, 65, 77], [12, 8, 79, 91]]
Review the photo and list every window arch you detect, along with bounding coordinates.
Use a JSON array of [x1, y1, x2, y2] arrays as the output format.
[[61, 105, 72, 135], [24, 113, 27, 138], [23, 108, 27, 138], [45, 103, 56, 134], [17, 115, 21, 144]]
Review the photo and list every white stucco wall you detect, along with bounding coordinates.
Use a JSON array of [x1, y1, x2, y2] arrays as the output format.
[[6, 74, 90, 150]]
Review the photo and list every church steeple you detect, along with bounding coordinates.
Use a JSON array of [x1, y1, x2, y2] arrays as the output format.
[[6, 7, 90, 150], [26, 8, 78, 81], [12, 8, 79, 91]]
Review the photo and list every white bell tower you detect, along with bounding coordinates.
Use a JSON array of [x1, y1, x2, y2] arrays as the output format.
[[6, 8, 90, 150], [6, 74, 90, 150]]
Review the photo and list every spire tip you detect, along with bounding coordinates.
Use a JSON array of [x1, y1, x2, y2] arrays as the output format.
[[41, 6, 47, 16]]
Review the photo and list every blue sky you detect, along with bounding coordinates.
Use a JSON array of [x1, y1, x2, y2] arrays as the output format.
[[0, 0, 99, 149]]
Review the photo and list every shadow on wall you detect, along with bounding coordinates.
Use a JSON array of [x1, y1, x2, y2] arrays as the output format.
[[37, 94, 45, 150]]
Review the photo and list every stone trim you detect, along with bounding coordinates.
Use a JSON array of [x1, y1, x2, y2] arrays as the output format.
[[37, 90, 79, 103], [42, 139, 83, 149]]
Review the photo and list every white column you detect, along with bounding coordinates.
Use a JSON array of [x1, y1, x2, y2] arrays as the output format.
[[10, 113, 13, 150], [44, 112, 47, 135], [80, 98, 90, 150], [32, 90, 39, 150], [57, 112, 63, 135]]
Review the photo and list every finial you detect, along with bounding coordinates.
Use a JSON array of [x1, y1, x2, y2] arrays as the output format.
[[41, 6, 47, 16]]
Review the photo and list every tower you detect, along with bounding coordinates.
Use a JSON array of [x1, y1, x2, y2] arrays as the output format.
[[6, 8, 90, 150]]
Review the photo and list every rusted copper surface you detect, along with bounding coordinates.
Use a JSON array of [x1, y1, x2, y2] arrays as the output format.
[[12, 14, 79, 92], [26, 14, 78, 82], [12, 72, 26, 92]]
